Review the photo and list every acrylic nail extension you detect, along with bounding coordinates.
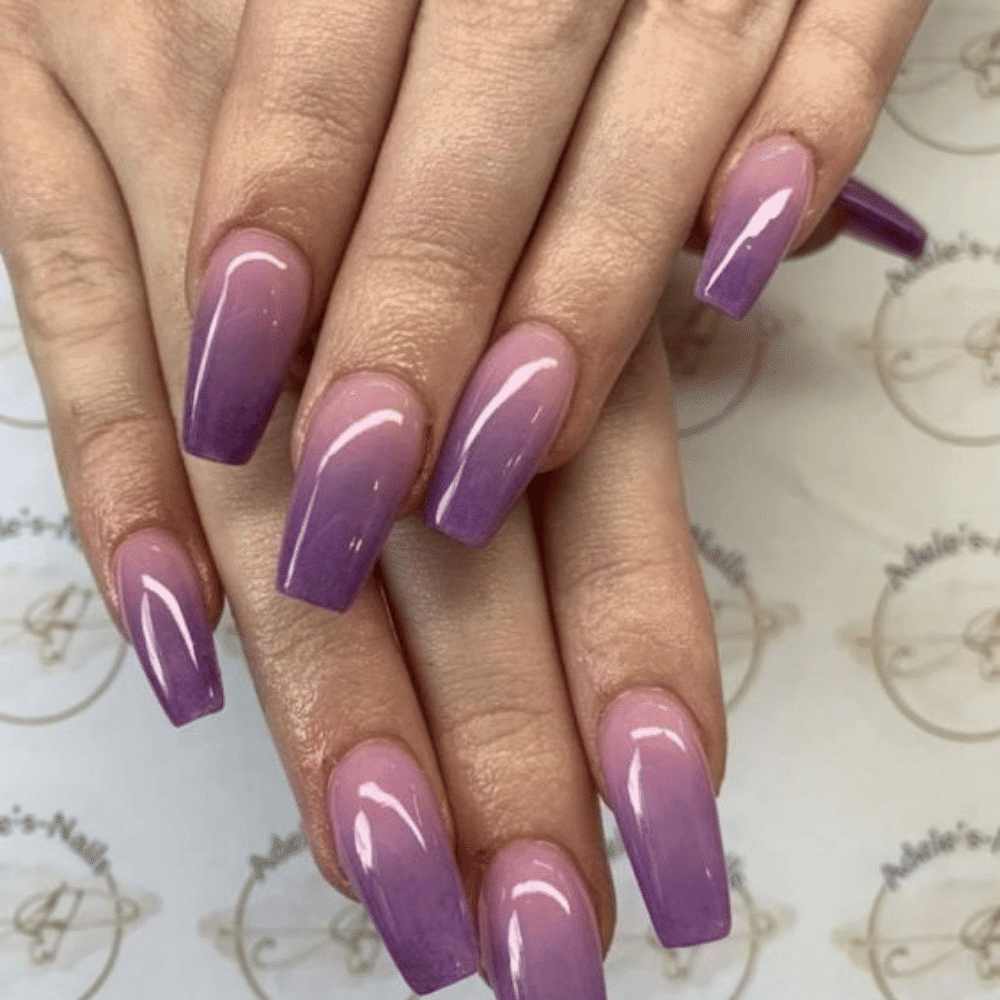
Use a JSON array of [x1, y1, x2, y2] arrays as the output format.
[[328, 742, 479, 995], [277, 373, 424, 613], [479, 841, 607, 1000], [834, 178, 927, 261], [113, 528, 223, 727], [599, 689, 730, 948], [425, 323, 576, 548], [184, 228, 310, 465], [695, 136, 814, 320]]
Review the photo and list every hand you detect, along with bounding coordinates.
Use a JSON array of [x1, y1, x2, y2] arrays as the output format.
[[0, 4, 730, 994], [179, 0, 929, 617]]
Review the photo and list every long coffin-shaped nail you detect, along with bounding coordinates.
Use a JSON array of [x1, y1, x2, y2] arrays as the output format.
[[184, 228, 310, 465], [113, 528, 223, 727], [425, 323, 576, 548], [480, 841, 606, 1000], [328, 742, 479, 995], [835, 178, 927, 260], [599, 689, 730, 948], [695, 135, 814, 320], [277, 373, 424, 612]]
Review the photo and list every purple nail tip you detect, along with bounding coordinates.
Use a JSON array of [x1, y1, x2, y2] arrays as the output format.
[[695, 136, 814, 320], [113, 528, 223, 727], [836, 178, 927, 261], [328, 742, 479, 994], [425, 323, 576, 548], [277, 373, 425, 613], [480, 841, 607, 1000], [599, 689, 731, 948], [183, 228, 310, 465]]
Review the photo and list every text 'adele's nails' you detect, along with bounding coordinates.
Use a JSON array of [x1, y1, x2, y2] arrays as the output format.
[[113, 528, 223, 727], [183, 228, 310, 465], [834, 178, 927, 261], [695, 135, 814, 320], [480, 841, 607, 1000], [328, 742, 479, 995], [599, 689, 730, 948], [276, 373, 424, 613], [425, 323, 576, 548]]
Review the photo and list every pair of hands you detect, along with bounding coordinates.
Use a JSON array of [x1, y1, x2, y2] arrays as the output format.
[[0, 0, 929, 995]]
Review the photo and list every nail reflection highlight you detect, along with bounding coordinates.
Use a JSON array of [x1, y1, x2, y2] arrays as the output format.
[[480, 841, 606, 1000]]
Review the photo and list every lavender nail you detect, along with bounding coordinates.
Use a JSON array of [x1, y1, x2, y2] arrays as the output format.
[[277, 373, 424, 613], [184, 228, 310, 465], [695, 136, 814, 320], [480, 841, 606, 1000], [599, 689, 730, 948], [835, 178, 927, 261], [425, 323, 576, 548], [113, 528, 223, 727], [328, 742, 479, 995]]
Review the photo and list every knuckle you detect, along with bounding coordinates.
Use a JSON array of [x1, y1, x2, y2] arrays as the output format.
[[440, 0, 615, 56], [648, 0, 784, 39], [799, 17, 886, 111]]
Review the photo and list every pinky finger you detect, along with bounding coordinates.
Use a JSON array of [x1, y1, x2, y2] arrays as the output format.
[[0, 54, 224, 726]]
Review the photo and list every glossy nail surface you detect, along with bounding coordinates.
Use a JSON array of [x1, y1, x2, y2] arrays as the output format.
[[277, 373, 424, 612], [835, 178, 927, 260], [480, 841, 606, 1000], [426, 323, 576, 547], [600, 689, 730, 948], [184, 228, 310, 465], [328, 742, 478, 995], [113, 528, 223, 727], [695, 136, 814, 319]]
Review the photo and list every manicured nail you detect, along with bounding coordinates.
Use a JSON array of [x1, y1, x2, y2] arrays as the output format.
[[599, 689, 730, 948], [835, 178, 927, 261], [695, 135, 814, 320], [113, 528, 223, 727], [480, 841, 606, 1000], [184, 228, 310, 465], [277, 373, 424, 612], [328, 742, 479, 995], [425, 323, 576, 547]]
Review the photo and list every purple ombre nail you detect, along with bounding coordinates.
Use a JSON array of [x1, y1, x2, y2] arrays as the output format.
[[184, 228, 310, 465], [425, 323, 576, 548], [328, 742, 479, 995], [695, 136, 814, 320], [835, 178, 927, 261], [479, 841, 606, 1000], [599, 689, 730, 948], [113, 528, 223, 727], [277, 373, 424, 612]]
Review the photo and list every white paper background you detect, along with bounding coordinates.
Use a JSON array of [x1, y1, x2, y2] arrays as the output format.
[[2, 2, 1000, 998]]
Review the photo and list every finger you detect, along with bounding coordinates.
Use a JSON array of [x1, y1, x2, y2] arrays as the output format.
[[275, 0, 626, 610], [693, 0, 932, 318], [424, 0, 800, 557], [381, 505, 615, 999], [183, 0, 422, 465], [33, 24, 483, 990], [540, 323, 730, 949], [0, 52, 224, 727]]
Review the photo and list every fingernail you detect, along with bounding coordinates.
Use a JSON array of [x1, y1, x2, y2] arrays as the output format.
[[113, 528, 223, 727], [835, 178, 927, 261], [695, 135, 814, 320], [425, 323, 576, 547], [184, 228, 310, 465], [328, 742, 479, 995], [599, 689, 730, 948], [480, 840, 606, 1000], [277, 373, 424, 612]]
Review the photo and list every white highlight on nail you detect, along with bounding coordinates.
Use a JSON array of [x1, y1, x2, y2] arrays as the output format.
[[703, 187, 795, 295], [358, 780, 427, 852], [354, 811, 374, 870], [512, 879, 571, 914], [138, 573, 198, 694]]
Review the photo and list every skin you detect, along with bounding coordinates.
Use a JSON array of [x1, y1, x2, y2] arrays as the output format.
[[0, 0, 929, 989]]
